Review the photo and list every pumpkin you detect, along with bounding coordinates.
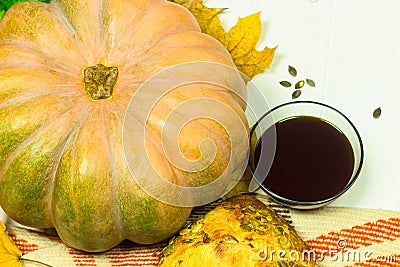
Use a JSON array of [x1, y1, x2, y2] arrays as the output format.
[[0, 0, 249, 252]]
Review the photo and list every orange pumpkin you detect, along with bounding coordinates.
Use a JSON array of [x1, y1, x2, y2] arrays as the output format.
[[0, 0, 249, 252]]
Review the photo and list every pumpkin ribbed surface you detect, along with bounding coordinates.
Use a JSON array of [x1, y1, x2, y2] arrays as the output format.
[[0, 0, 248, 252]]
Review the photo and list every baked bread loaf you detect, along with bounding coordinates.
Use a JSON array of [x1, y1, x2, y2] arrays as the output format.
[[159, 195, 316, 267]]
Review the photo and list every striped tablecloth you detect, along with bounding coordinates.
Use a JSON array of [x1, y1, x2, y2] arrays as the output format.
[[4, 195, 400, 267]]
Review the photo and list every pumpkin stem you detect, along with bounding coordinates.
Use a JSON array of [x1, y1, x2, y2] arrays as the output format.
[[83, 63, 118, 100]]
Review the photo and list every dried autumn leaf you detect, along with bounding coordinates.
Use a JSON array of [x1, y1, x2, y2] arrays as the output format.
[[0, 221, 22, 267], [169, 0, 276, 79]]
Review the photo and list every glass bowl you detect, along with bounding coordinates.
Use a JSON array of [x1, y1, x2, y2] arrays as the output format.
[[249, 101, 364, 209]]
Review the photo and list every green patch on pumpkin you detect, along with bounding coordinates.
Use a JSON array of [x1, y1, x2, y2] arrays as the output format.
[[0, 0, 51, 19], [0, 134, 57, 228]]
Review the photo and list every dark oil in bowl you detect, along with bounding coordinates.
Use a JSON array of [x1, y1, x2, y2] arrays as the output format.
[[253, 116, 355, 202]]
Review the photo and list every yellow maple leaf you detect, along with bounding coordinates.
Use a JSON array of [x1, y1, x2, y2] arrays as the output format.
[[169, 0, 276, 79], [0, 221, 22, 267]]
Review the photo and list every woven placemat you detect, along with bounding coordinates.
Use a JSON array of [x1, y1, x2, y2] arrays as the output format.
[[4, 195, 400, 267]]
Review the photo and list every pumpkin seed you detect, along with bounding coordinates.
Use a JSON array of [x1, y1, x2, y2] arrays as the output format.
[[196, 230, 205, 237], [250, 218, 261, 227], [182, 238, 195, 243], [162, 243, 175, 256], [266, 215, 273, 222], [254, 228, 266, 235], [241, 220, 250, 225], [295, 80, 305, 89], [183, 222, 192, 229], [258, 209, 270, 216], [373, 107, 381, 119], [279, 260, 289, 267], [292, 90, 302, 99], [241, 224, 252, 232], [168, 236, 176, 244], [179, 229, 191, 236], [288, 65, 297, 77], [306, 78, 316, 87], [274, 225, 283, 235], [280, 81, 292, 87], [246, 205, 256, 213]]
